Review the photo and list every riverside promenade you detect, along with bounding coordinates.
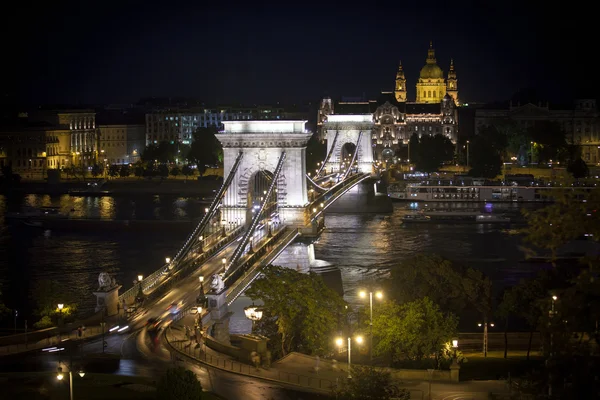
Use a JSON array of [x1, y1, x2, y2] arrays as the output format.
[[165, 314, 513, 400]]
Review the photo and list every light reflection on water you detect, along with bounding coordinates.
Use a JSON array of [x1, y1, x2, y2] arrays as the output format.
[[0, 193, 543, 328]]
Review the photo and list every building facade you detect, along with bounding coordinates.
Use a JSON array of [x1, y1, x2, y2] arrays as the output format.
[[0, 109, 98, 178], [475, 100, 600, 165], [98, 124, 145, 165], [144, 105, 287, 146], [319, 43, 459, 161]]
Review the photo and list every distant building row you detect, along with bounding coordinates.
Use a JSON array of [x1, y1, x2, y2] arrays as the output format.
[[0, 104, 310, 178]]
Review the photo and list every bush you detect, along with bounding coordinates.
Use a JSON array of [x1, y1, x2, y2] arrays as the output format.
[[33, 316, 53, 330], [156, 367, 202, 400]]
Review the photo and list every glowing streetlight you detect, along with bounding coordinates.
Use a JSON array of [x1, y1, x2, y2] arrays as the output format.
[[165, 257, 171, 264], [336, 335, 364, 379], [137, 274, 143, 282], [359, 289, 383, 360], [244, 304, 263, 334], [222, 258, 227, 272], [478, 321, 494, 357]]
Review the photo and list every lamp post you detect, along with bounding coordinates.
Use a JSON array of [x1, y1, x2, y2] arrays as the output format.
[[57, 365, 85, 400], [221, 219, 227, 237], [244, 303, 263, 335], [478, 321, 494, 357], [58, 303, 64, 330], [165, 257, 171, 270], [267, 221, 272, 237], [222, 258, 227, 273], [14, 310, 18, 334], [196, 306, 203, 330], [137, 274, 143, 302], [451, 338, 459, 365], [466, 140, 470, 169], [335, 335, 363, 379], [359, 289, 383, 361], [198, 235, 204, 253], [197, 276, 206, 307]]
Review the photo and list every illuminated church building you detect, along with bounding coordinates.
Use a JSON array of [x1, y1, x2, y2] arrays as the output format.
[[318, 42, 459, 161]]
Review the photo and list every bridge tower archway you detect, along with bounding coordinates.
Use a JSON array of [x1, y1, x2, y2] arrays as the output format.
[[246, 169, 277, 226], [216, 120, 313, 228], [322, 115, 374, 174]]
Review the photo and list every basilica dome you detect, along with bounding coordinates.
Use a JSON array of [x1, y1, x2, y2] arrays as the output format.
[[419, 63, 444, 80]]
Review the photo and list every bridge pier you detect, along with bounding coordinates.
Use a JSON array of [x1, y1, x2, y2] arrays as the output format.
[[271, 242, 315, 273], [324, 178, 392, 213]]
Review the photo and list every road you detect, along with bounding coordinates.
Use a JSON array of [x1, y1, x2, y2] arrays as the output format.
[[0, 224, 331, 399]]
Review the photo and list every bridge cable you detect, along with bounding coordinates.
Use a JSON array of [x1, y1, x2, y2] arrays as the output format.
[[171, 151, 244, 266], [225, 151, 287, 277], [315, 128, 339, 177]]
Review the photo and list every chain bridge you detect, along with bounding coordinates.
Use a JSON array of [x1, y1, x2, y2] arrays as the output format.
[[114, 118, 379, 320]]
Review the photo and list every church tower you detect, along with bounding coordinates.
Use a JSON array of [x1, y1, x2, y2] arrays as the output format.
[[416, 42, 446, 104], [394, 61, 407, 102], [446, 59, 459, 105]]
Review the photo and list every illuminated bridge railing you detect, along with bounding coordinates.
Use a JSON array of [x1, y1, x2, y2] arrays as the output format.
[[171, 151, 244, 266], [225, 227, 300, 305], [226, 151, 286, 273], [308, 172, 370, 222]]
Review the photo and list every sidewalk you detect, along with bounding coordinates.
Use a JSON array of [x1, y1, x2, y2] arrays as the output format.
[[0, 325, 107, 356], [165, 316, 512, 399]]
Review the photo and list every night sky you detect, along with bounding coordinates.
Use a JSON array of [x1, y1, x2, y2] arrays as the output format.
[[5, 1, 594, 106]]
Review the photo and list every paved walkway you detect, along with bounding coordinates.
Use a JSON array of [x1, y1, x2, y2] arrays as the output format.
[[166, 315, 512, 399]]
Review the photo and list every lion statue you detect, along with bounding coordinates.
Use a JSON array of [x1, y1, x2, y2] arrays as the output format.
[[210, 273, 225, 293], [98, 272, 113, 290]]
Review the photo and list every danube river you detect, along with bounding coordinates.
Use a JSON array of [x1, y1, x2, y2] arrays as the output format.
[[0, 193, 546, 330]]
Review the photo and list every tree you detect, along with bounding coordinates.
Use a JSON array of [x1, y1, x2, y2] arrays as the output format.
[[188, 127, 222, 177], [527, 121, 569, 163], [390, 254, 492, 319], [332, 365, 409, 400], [0, 288, 11, 322], [496, 288, 519, 358], [567, 157, 589, 179], [156, 367, 203, 400], [30, 280, 78, 329], [119, 164, 130, 178], [520, 189, 594, 264], [171, 166, 181, 177], [415, 134, 454, 173], [408, 133, 420, 166], [158, 164, 169, 178], [373, 298, 458, 367], [108, 164, 120, 178], [182, 165, 194, 179], [246, 265, 348, 358], [133, 162, 144, 178], [91, 163, 102, 178], [468, 124, 507, 178]]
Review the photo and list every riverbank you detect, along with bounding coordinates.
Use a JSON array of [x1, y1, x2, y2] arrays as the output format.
[[0, 178, 222, 197]]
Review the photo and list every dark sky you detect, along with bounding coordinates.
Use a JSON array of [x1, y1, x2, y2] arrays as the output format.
[[5, 1, 593, 106]]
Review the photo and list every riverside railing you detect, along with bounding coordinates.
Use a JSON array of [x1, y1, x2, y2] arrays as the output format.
[[164, 327, 334, 393]]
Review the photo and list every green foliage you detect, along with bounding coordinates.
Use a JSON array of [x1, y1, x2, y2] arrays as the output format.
[[408, 133, 420, 165], [390, 254, 492, 318], [414, 134, 454, 173], [156, 367, 203, 400], [521, 189, 599, 262], [527, 121, 569, 163], [182, 165, 194, 177], [91, 164, 102, 177], [134, 163, 144, 177], [0, 288, 11, 321], [33, 316, 53, 329], [468, 124, 507, 178], [119, 164, 130, 177], [188, 127, 222, 176], [332, 365, 409, 400], [567, 157, 589, 179], [305, 133, 327, 172], [158, 164, 169, 178], [246, 265, 348, 358], [372, 298, 458, 366], [108, 164, 120, 177], [171, 166, 181, 177], [30, 280, 78, 327]]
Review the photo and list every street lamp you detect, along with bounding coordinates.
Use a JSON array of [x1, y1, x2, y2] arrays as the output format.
[[198, 235, 204, 253], [466, 140, 470, 168], [196, 306, 203, 329], [359, 289, 383, 360], [197, 276, 206, 307], [477, 321, 494, 357], [451, 338, 459, 365], [57, 303, 64, 331], [335, 335, 364, 379], [221, 257, 227, 273], [221, 219, 227, 237], [57, 365, 84, 400], [267, 221, 272, 237], [244, 303, 263, 335], [248, 237, 254, 254]]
